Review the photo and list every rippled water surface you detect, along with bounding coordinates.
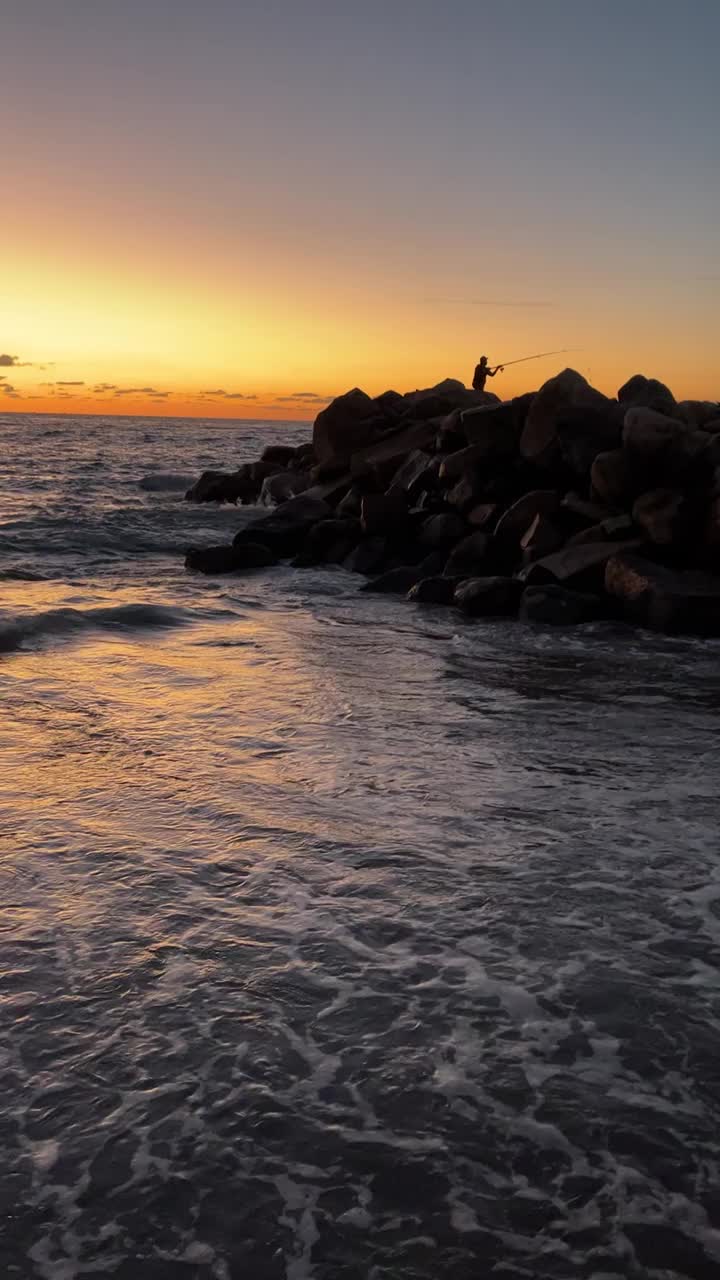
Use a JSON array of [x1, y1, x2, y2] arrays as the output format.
[[1, 413, 720, 1280]]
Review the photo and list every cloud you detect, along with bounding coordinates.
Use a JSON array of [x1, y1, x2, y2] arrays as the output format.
[[276, 392, 330, 404], [1, 382, 20, 397], [199, 389, 255, 400], [40, 380, 85, 387], [0, 353, 45, 367], [92, 383, 118, 393], [113, 386, 167, 396]]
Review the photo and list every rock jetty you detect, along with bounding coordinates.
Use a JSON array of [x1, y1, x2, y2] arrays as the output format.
[[185, 371, 720, 635]]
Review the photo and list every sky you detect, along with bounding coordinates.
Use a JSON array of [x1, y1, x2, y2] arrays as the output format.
[[1, 0, 718, 419]]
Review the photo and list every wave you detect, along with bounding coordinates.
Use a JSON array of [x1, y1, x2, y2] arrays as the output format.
[[0, 567, 48, 581], [138, 473, 195, 492], [0, 602, 191, 654]]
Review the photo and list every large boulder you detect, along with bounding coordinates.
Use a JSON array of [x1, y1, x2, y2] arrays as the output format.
[[675, 400, 720, 429], [419, 512, 467, 549], [566, 514, 635, 546], [555, 403, 624, 477], [520, 539, 640, 587], [185, 468, 256, 504], [387, 449, 436, 497], [459, 401, 523, 459], [233, 494, 331, 555], [444, 531, 489, 577], [520, 369, 609, 468], [632, 489, 689, 547], [519, 584, 607, 626], [622, 407, 704, 477], [590, 449, 636, 507], [494, 490, 560, 545], [407, 575, 463, 605], [185, 542, 276, 574], [454, 576, 523, 617], [260, 444, 297, 468], [259, 470, 309, 506], [349, 420, 438, 482], [360, 492, 409, 536], [402, 381, 497, 421], [361, 566, 423, 594], [605, 552, 720, 635], [520, 513, 563, 560], [312, 389, 379, 466], [467, 502, 499, 529], [344, 536, 388, 575], [438, 445, 489, 485], [618, 374, 676, 415], [295, 518, 360, 566]]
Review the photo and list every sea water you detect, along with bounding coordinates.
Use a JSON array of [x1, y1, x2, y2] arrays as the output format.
[[1, 413, 719, 1279]]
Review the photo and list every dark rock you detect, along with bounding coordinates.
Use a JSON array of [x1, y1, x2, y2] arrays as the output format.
[[467, 502, 499, 529], [435, 408, 467, 453], [233, 494, 331, 555], [438, 445, 489, 485], [567, 514, 635, 546], [555, 403, 624, 476], [519, 584, 607, 626], [446, 472, 485, 513], [290, 441, 316, 470], [590, 449, 636, 506], [259, 470, 309, 506], [361, 566, 422, 594], [419, 512, 467, 548], [675, 400, 720, 429], [618, 373, 676, 414], [185, 469, 255, 504], [622, 407, 704, 475], [561, 492, 616, 525], [360, 492, 409, 536], [705, 497, 720, 562], [459, 401, 522, 459], [349, 420, 438, 482], [520, 368, 609, 467], [444, 531, 489, 577], [407, 576, 463, 605], [402, 382, 497, 421], [312, 388, 378, 465], [520, 513, 563, 559], [260, 445, 297, 468], [454, 576, 523, 617], [632, 489, 688, 546], [302, 475, 354, 506], [296, 518, 361, 566], [605, 552, 720, 635], [373, 389, 405, 417], [494, 490, 559, 545], [520, 539, 640, 587], [344, 536, 388, 575], [185, 542, 276, 574], [335, 486, 362, 518], [387, 449, 436, 497]]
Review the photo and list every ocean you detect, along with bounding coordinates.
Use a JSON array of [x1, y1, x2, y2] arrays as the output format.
[[1, 412, 719, 1280]]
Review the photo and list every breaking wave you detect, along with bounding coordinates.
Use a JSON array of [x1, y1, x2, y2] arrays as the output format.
[[0, 601, 193, 653]]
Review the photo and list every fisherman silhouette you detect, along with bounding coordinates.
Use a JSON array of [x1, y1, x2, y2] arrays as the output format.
[[472, 355, 504, 392]]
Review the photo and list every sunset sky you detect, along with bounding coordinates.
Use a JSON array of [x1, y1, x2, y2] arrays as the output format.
[[2, 0, 718, 419]]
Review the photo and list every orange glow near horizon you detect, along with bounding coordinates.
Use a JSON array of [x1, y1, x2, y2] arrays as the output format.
[[3, 6, 718, 421]]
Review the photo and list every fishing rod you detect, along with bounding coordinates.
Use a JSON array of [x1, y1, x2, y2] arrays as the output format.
[[494, 347, 584, 370]]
